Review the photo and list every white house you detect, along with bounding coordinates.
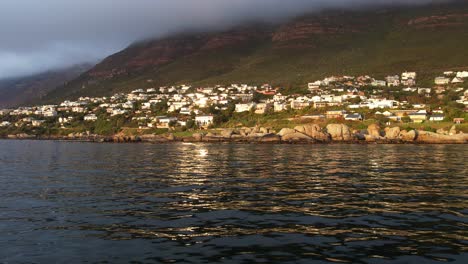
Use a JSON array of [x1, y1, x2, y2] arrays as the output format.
[[72, 107, 86, 113], [344, 113, 363, 121], [32, 120, 46, 127], [43, 110, 58, 117], [371, 80, 386, 87], [401, 72, 417, 86], [0, 121, 11, 127], [58, 117, 73, 124], [235, 103, 255, 113], [84, 114, 98, 121], [385, 75, 400, 87], [112, 109, 128, 116], [156, 117, 178, 127], [254, 103, 272, 114], [435, 77, 450, 85], [195, 115, 214, 127], [274, 102, 288, 112], [290, 100, 310, 110], [429, 114, 445, 121], [456, 71, 468, 78], [417, 88, 432, 95], [452, 77, 464, 84]]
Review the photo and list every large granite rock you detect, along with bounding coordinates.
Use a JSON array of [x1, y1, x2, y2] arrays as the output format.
[[368, 124, 382, 138], [384, 127, 401, 140], [281, 132, 313, 142], [277, 128, 296, 137], [221, 129, 233, 138], [326, 124, 353, 141], [399, 130, 417, 142], [166, 133, 175, 141], [294, 124, 331, 141], [449, 125, 458, 135], [416, 131, 467, 143], [436, 128, 448, 135], [258, 134, 282, 143], [192, 133, 203, 142]]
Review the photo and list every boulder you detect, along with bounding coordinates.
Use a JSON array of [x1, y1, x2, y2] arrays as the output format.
[[251, 125, 261, 134], [249, 133, 268, 138], [277, 128, 296, 137], [417, 130, 468, 144], [294, 124, 331, 141], [192, 133, 203, 142], [399, 130, 417, 142], [364, 134, 377, 142], [140, 134, 158, 141], [368, 124, 382, 138], [355, 132, 366, 141], [221, 129, 233, 138], [436, 128, 448, 135], [259, 127, 269, 134], [384, 127, 401, 140], [326, 124, 353, 141], [281, 132, 313, 142], [258, 134, 282, 143], [166, 133, 175, 141], [449, 125, 457, 135], [240, 127, 251, 137]]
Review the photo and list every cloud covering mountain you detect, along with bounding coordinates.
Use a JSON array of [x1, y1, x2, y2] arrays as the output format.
[[0, 0, 445, 79]]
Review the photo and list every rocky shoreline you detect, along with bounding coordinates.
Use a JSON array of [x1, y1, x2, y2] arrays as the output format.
[[3, 123, 467, 144]]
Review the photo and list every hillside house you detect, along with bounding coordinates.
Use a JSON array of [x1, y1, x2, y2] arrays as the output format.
[[84, 114, 98, 121], [274, 102, 288, 112], [371, 80, 386, 87], [385, 75, 400, 87], [32, 120, 46, 127], [408, 111, 427, 123], [0, 121, 11, 127], [326, 110, 346, 119], [254, 103, 272, 114], [456, 71, 468, 78], [452, 77, 464, 84], [429, 114, 445, 121], [235, 103, 255, 113], [291, 101, 310, 110], [401, 72, 417, 86], [195, 115, 214, 127], [344, 113, 363, 121], [435, 77, 450, 85], [157, 116, 177, 128], [72, 107, 86, 113]]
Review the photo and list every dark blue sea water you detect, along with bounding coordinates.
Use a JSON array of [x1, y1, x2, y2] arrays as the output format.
[[0, 140, 467, 263]]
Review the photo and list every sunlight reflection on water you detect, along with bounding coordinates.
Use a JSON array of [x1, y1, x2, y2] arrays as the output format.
[[0, 141, 466, 263]]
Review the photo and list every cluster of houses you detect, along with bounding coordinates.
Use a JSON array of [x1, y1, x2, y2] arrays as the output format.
[[0, 71, 466, 132], [435, 71, 468, 85]]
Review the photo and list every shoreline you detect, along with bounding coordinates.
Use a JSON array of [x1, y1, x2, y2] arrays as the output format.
[[3, 123, 467, 144], [1, 136, 466, 145]]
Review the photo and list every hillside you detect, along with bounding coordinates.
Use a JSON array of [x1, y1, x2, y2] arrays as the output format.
[[0, 64, 92, 107], [42, 2, 468, 103]]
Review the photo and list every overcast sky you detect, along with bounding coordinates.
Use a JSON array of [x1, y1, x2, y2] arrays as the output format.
[[0, 0, 442, 79]]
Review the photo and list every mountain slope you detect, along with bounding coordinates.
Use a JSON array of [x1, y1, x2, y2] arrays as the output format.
[[0, 64, 92, 107], [43, 2, 468, 102]]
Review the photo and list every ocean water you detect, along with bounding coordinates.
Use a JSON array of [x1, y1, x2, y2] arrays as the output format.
[[0, 140, 467, 263]]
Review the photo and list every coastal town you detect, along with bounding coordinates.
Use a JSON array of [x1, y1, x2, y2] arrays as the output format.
[[0, 70, 467, 143]]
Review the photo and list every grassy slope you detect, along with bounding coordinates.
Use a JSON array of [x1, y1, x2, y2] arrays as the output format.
[[42, 3, 468, 103]]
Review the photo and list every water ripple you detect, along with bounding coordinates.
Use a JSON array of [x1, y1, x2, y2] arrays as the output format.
[[0, 140, 467, 263]]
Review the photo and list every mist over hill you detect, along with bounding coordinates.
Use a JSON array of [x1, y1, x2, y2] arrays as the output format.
[[0, 64, 92, 107], [7, 0, 468, 105]]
